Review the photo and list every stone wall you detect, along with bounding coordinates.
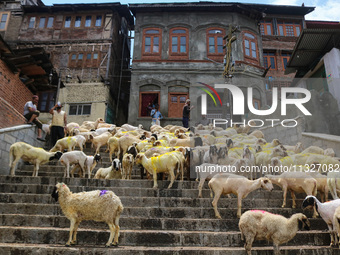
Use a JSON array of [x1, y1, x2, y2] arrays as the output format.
[[255, 116, 305, 145], [301, 132, 340, 157], [0, 125, 45, 175]]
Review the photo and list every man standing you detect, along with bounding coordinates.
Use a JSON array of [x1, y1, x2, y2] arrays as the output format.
[[182, 99, 194, 128], [49, 102, 67, 148], [23, 95, 45, 141]]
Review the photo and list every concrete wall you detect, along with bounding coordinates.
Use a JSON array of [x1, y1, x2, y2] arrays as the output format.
[[255, 116, 305, 146], [301, 132, 340, 157], [0, 124, 45, 175], [324, 48, 340, 110], [58, 82, 110, 124]]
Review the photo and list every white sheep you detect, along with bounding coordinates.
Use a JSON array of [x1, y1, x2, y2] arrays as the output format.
[[9, 142, 63, 177], [70, 154, 102, 178], [59, 151, 100, 178], [239, 210, 310, 255], [208, 173, 274, 218], [73, 135, 86, 151], [302, 195, 340, 247], [91, 131, 115, 155], [94, 159, 122, 180], [51, 182, 123, 247], [333, 206, 340, 247], [80, 118, 105, 130], [266, 172, 317, 216], [121, 123, 143, 131], [122, 153, 134, 179]]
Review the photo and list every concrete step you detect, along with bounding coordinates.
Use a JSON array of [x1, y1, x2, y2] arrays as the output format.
[[0, 192, 309, 208], [0, 243, 333, 255], [0, 214, 328, 231], [0, 226, 331, 247], [0, 203, 316, 219], [0, 182, 314, 200]]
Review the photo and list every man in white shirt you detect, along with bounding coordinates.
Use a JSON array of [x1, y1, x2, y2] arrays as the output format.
[[23, 95, 44, 141], [49, 102, 67, 148]]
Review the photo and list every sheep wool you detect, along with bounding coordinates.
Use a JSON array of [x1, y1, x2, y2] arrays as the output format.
[[239, 210, 310, 255], [52, 183, 123, 247]]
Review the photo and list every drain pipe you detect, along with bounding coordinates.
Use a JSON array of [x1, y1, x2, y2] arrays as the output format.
[[115, 33, 126, 122]]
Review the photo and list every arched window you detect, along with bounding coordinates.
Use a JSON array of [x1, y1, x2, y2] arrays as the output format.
[[206, 28, 225, 62], [142, 28, 162, 58], [169, 28, 189, 59], [243, 31, 259, 65]]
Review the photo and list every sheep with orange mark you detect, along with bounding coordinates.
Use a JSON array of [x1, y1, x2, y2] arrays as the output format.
[[135, 152, 182, 189], [50, 136, 77, 152]]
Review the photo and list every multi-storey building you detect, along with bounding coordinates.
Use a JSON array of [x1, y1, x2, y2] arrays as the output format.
[[13, 3, 133, 124], [128, 2, 314, 127]]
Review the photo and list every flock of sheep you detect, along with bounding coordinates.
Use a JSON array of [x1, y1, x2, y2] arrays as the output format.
[[7, 117, 340, 253]]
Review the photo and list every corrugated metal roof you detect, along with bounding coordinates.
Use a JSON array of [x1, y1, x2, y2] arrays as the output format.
[[286, 29, 340, 75]]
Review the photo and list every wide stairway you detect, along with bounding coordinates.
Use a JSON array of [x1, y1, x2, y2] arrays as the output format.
[[0, 146, 334, 254]]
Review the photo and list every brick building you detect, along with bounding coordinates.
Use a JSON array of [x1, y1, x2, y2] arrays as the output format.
[[0, 35, 56, 128], [128, 2, 314, 127], [10, 3, 133, 125]]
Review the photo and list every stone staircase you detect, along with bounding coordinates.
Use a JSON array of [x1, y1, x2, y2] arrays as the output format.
[[0, 146, 334, 254]]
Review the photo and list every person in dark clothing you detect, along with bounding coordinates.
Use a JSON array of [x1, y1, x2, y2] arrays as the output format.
[[182, 99, 194, 128]]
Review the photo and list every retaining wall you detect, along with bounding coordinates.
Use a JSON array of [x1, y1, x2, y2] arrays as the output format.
[[301, 132, 340, 157], [0, 125, 45, 175]]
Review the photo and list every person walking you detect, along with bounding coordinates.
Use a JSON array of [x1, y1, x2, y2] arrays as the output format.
[[150, 104, 163, 126], [49, 102, 67, 148], [182, 99, 194, 128], [23, 95, 45, 141]]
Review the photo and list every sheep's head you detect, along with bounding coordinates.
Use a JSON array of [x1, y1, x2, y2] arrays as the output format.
[[112, 159, 121, 171], [140, 134, 147, 140], [51, 182, 69, 202], [270, 157, 281, 167], [297, 214, 310, 231], [94, 154, 101, 163], [153, 141, 162, 147], [148, 136, 156, 144], [135, 153, 143, 164], [302, 195, 317, 210], [260, 178, 274, 191], [295, 142, 303, 153], [151, 133, 158, 141], [50, 151, 63, 161], [226, 138, 233, 149], [256, 138, 267, 145], [209, 145, 218, 157], [255, 144, 262, 153], [138, 124, 144, 130], [272, 139, 281, 146], [218, 146, 228, 158]]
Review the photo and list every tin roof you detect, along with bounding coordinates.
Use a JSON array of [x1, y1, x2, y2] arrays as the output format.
[[129, 2, 314, 17], [285, 29, 340, 76]]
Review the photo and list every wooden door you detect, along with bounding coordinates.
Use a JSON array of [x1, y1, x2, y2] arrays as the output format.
[[168, 93, 188, 118]]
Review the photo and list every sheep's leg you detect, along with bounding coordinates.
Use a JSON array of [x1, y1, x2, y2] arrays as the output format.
[[113, 223, 120, 246], [237, 195, 243, 218], [71, 221, 80, 245], [244, 234, 254, 255], [70, 165, 79, 178], [66, 219, 76, 246], [212, 190, 222, 219], [106, 223, 116, 247], [328, 224, 336, 247], [198, 178, 205, 198], [153, 170, 158, 189], [291, 191, 296, 208], [10, 157, 20, 176], [281, 186, 287, 208], [273, 243, 280, 255], [167, 169, 175, 189]]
